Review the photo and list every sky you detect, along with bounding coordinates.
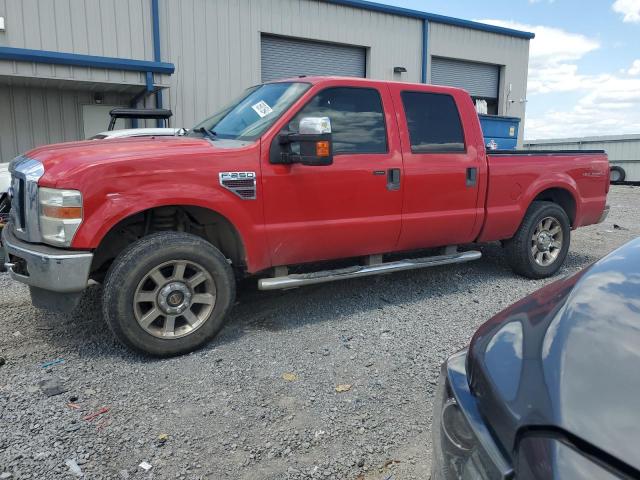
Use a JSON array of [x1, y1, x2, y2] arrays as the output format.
[[381, 0, 640, 140]]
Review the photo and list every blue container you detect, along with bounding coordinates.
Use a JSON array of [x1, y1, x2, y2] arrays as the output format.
[[478, 114, 520, 150]]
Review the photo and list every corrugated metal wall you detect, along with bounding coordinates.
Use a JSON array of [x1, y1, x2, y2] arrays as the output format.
[[428, 22, 530, 145], [0, 0, 532, 158], [0, 0, 165, 87], [0, 85, 129, 161], [158, 0, 423, 128], [524, 136, 640, 181], [0, 0, 171, 160]]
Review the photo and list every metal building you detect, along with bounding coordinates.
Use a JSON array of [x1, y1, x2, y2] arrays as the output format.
[[525, 135, 640, 182], [0, 0, 533, 162]]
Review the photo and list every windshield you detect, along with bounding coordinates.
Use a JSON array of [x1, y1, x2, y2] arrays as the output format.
[[189, 82, 310, 141]]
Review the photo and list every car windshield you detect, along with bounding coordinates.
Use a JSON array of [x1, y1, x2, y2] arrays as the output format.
[[189, 82, 310, 141]]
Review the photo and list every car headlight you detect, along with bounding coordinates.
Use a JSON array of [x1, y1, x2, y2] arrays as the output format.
[[431, 351, 510, 480], [38, 187, 83, 247]]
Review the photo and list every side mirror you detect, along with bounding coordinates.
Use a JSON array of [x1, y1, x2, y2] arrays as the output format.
[[271, 117, 333, 166], [299, 117, 331, 135]]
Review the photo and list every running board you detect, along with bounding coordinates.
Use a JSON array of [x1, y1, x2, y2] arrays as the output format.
[[258, 250, 482, 291]]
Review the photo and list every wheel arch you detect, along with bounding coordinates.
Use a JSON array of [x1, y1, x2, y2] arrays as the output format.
[[529, 187, 577, 226], [89, 204, 247, 279]]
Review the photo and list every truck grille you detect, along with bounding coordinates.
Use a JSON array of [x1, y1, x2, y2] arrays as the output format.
[[9, 174, 24, 230], [8, 156, 45, 242], [17, 178, 26, 228]]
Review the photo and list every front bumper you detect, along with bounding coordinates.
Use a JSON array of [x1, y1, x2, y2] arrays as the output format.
[[2, 224, 93, 293], [431, 351, 513, 480]]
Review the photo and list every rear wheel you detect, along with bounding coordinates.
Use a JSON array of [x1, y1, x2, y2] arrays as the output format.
[[103, 232, 235, 356], [504, 201, 570, 279]]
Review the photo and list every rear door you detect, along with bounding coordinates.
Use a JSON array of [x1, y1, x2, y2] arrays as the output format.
[[389, 86, 483, 250], [261, 83, 403, 266]]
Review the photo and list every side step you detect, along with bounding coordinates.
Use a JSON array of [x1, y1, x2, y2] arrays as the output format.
[[258, 250, 482, 291]]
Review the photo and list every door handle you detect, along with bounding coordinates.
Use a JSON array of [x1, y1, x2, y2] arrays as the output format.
[[466, 167, 478, 187], [387, 168, 401, 191]]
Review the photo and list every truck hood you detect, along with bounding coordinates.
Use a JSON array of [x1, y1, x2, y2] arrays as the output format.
[[467, 238, 640, 471], [24, 136, 250, 186]]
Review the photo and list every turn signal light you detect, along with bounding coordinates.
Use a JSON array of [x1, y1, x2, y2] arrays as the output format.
[[316, 141, 330, 157], [41, 205, 83, 219]]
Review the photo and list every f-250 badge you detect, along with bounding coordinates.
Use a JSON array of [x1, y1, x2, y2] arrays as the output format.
[[219, 172, 257, 200]]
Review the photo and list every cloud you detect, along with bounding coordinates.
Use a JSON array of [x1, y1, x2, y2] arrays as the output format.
[[628, 59, 640, 76], [524, 73, 640, 138], [479, 19, 600, 94], [613, 0, 640, 23], [479, 19, 640, 139], [524, 78, 640, 139]]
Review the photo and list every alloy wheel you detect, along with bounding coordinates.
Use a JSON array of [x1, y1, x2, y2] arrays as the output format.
[[133, 260, 216, 339], [531, 216, 563, 267]]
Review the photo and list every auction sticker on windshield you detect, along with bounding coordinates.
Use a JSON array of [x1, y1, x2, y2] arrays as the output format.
[[251, 100, 273, 118]]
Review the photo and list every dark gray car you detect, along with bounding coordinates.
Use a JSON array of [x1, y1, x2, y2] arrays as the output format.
[[431, 237, 640, 479]]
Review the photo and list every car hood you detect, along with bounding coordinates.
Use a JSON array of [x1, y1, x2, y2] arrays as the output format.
[[23, 136, 252, 187], [468, 238, 640, 471]]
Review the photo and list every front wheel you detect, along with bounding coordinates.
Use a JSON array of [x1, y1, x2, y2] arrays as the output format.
[[504, 201, 571, 279], [103, 232, 235, 356]]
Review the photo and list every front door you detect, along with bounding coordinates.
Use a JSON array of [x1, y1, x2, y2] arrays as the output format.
[[389, 86, 483, 250], [261, 84, 403, 267]]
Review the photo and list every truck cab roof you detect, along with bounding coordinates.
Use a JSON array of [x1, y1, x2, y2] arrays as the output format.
[[266, 75, 469, 94]]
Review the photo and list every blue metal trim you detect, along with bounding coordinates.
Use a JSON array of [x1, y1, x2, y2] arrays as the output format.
[[322, 0, 535, 39], [421, 19, 429, 83], [151, 0, 162, 63], [156, 90, 164, 121], [145, 71, 154, 92], [0, 46, 175, 74], [151, 0, 163, 125], [424, 12, 534, 39]]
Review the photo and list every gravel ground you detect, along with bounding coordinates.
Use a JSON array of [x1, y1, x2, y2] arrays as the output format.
[[1, 185, 638, 480]]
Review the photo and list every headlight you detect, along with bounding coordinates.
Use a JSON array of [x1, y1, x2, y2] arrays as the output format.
[[431, 352, 509, 480], [38, 187, 83, 247]]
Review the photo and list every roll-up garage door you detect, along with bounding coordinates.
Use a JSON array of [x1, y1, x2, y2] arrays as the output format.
[[261, 35, 366, 82], [431, 57, 500, 99]]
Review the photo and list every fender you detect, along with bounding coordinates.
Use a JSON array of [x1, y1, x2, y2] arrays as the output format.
[[71, 182, 271, 273], [521, 175, 581, 226], [478, 173, 580, 243]]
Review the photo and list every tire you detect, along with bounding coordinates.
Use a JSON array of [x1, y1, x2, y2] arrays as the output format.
[[504, 201, 570, 279], [103, 232, 235, 357], [610, 166, 626, 183]]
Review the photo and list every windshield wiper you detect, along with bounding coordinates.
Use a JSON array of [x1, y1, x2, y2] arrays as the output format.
[[193, 127, 217, 140]]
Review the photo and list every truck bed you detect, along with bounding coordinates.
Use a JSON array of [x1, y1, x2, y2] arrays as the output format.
[[490, 149, 606, 155], [478, 150, 609, 242]]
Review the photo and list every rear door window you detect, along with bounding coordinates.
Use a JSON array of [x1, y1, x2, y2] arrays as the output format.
[[400, 92, 465, 153], [290, 87, 387, 154]]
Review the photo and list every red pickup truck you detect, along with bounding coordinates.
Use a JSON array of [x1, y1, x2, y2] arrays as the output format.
[[2, 77, 609, 356]]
